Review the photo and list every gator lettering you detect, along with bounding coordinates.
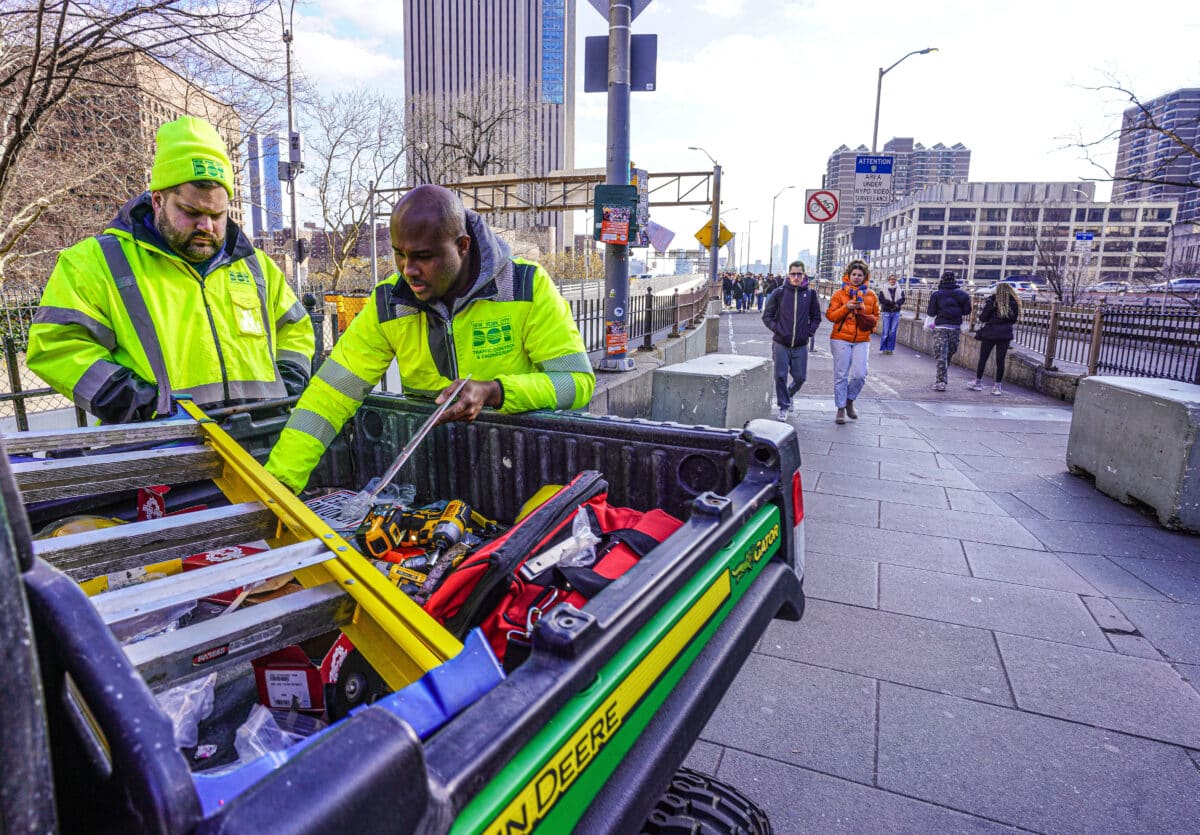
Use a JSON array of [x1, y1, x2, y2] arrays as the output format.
[[730, 523, 779, 586]]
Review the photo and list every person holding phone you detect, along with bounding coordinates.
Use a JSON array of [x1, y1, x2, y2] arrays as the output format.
[[826, 259, 879, 425]]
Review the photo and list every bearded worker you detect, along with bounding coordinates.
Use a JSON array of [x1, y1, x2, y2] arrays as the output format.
[[28, 116, 314, 422]]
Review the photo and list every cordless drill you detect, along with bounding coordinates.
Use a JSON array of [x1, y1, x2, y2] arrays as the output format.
[[428, 500, 470, 565]]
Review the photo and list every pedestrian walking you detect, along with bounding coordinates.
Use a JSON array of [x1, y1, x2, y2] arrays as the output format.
[[970, 282, 1020, 395], [722, 274, 735, 309], [926, 270, 972, 392], [877, 274, 906, 354], [762, 261, 822, 420], [741, 274, 757, 312], [756, 275, 768, 311], [732, 274, 746, 311], [826, 259, 879, 424]]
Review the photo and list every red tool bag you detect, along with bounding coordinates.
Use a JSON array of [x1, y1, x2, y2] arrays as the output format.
[[423, 470, 683, 668]]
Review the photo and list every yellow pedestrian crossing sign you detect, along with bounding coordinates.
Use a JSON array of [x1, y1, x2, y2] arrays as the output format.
[[695, 219, 732, 248]]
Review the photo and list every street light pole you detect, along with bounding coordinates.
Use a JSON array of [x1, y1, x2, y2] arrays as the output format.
[[871, 47, 938, 153], [768, 185, 795, 275], [744, 220, 756, 272], [279, 0, 302, 296], [689, 146, 722, 295]]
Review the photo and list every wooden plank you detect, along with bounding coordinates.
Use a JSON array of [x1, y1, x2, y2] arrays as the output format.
[[33, 501, 279, 581], [124, 584, 354, 692], [1, 422, 204, 456], [12, 447, 222, 503], [95, 540, 331, 625]]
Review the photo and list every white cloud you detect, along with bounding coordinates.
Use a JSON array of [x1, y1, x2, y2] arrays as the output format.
[[294, 29, 404, 92]]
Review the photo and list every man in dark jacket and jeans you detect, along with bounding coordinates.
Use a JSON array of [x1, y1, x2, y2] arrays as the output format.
[[926, 270, 972, 391], [763, 261, 823, 419]]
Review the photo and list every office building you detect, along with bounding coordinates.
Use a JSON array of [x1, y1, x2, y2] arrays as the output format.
[[835, 181, 1175, 288], [245, 134, 286, 242], [819, 138, 970, 280], [402, 0, 575, 243]]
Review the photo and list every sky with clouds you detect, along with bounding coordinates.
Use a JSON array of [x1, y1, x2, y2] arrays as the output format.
[[289, 0, 1199, 266]]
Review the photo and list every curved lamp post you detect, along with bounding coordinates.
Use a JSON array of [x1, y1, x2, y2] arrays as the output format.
[[872, 47, 937, 153], [689, 146, 722, 290], [768, 185, 795, 275]]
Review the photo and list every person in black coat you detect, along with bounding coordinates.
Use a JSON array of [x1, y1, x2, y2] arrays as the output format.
[[971, 282, 1021, 395], [762, 261, 823, 419], [877, 274, 907, 354], [926, 270, 972, 391]]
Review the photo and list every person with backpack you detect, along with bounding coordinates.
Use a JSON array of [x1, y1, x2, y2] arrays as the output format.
[[877, 274, 906, 354], [926, 270, 973, 392], [826, 259, 879, 425], [970, 281, 1021, 395], [762, 261, 823, 420]]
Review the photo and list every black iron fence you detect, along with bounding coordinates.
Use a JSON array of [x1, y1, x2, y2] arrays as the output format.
[[2, 281, 709, 430], [814, 281, 1200, 385]]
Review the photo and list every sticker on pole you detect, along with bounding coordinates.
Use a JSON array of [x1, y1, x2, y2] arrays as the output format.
[[804, 189, 839, 224], [605, 320, 628, 355]]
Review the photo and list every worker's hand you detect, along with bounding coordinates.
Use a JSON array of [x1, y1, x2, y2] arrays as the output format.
[[436, 379, 502, 423]]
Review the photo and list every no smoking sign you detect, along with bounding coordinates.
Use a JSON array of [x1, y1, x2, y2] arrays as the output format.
[[804, 189, 839, 224]]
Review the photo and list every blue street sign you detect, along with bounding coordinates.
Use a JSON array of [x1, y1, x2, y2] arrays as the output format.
[[854, 155, 894, 175], [1075, 232, 1094, 241]]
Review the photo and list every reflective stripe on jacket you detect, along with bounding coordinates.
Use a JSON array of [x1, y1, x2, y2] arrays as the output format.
[[266, 248, 595, 493], [27, 196, 313, 419]]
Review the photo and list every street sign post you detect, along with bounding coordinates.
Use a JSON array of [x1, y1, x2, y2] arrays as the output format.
[[1073, 231, 1095, 252], [804, 189, 839, 224], [853, 155, 894, 205]]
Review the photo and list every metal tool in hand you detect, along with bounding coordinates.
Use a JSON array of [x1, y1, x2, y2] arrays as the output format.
[[339, 376, 472, 523]]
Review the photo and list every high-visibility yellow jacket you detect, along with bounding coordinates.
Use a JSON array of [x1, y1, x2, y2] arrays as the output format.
[[27, 194, 314, 422], [266, 211, 594, 493]]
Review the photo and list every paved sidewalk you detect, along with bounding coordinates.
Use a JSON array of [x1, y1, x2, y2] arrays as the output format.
[[689, 310, 1200, 832]]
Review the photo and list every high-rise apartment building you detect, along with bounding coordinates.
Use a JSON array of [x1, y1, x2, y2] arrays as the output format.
[[818, 138, 970, 280], [245, 133, 286, 242], [402, 0, 575, 243], [1113, 88, 1200, 224]]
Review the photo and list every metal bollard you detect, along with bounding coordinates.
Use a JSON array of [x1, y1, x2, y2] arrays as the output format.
[[1044, 302, 1060, 370], [641, 287, 654, 351], [669, 289, 681, 338], [1086, 306, 1103, 376]]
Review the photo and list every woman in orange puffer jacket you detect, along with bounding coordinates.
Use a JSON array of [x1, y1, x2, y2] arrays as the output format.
[[826, 259, 879, 424]]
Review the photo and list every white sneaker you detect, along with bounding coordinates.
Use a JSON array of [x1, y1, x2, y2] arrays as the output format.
[[777, 407, 790, 420], [992, 384, 1002, 396]]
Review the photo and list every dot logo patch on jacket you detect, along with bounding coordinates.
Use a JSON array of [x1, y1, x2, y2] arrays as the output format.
[[191, 158, 227, 180], [228, 268, 254, 287], [472, 318, 514, 359]]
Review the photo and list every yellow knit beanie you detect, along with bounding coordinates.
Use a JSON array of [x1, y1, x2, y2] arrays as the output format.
[[148, 116, 234, 198]]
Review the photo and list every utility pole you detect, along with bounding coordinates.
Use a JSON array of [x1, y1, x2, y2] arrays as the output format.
[[280, 0, 304, 296], [598, 0, 634, 372]]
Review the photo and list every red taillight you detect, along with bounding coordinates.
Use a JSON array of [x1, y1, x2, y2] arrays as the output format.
[[791, 469, 804, 523]]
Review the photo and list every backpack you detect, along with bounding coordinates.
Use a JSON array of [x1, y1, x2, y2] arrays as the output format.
[[422, 470, 683, 669]]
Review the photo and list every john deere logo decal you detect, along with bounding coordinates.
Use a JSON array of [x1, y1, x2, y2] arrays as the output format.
[[472, 318, 513, 359], [191, 158, 226, 180]]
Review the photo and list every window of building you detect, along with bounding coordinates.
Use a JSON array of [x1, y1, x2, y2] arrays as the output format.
[[1141, 207, 1173, 222], [918, 207, 946, 221], [981, 208, 1008, 221], [946, 224, 972, 237], [1012, 208, 1040, 223], [944, 253, 969, 265], [1105, 225, 1136, 238], [916, 224, 944, 236], [945, 239, 971, 250], [1008, 239, 1036, 251], [974, 268, 1002, 280], [1136, 255, 1166, 268], [948, 208, 976, 222], [1043, 208, 1071, 222], [1136, 240, 1167, 253], [914, 267, 940, 278], [915, 253, 942, 265], [1075, 208, 1105, 223], [977, 225, 1006, 237], [978, 240, 1005, 251], [1104, 240, 1133, 252], [1101, 255, 1129, 267], [1006, 254, 1035, 266], [915, 239, 943, 250], [1107, 207, 1138, 222], [975, 254, 1003, 266], [1138, 225, 1169, 238]]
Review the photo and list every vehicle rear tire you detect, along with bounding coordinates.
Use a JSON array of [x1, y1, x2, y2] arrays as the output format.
[[640, 767, 772, 835]]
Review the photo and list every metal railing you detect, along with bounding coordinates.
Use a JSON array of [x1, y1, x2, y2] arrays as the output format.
[[2, 281, 709, 431], [813, 281, 1200, 385]]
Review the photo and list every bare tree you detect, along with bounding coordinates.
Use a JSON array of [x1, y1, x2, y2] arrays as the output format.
[[0, 0, 286, 286], [404, 74, 542, 186], [303, 88, 405, 291]]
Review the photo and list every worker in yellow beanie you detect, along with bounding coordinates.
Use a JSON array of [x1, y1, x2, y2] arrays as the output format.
[[28, 116, 314, 422]]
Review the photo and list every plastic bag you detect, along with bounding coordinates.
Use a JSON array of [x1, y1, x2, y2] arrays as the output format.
[[155, 673, 216, 749], [923, 314, 936, 331], [557, 507, 602, 571], [234, 704, 326, 763]]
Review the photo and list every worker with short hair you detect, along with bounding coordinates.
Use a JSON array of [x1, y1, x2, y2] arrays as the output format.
[[266, 184, 595, 493], [28, 116, 314, 422]]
